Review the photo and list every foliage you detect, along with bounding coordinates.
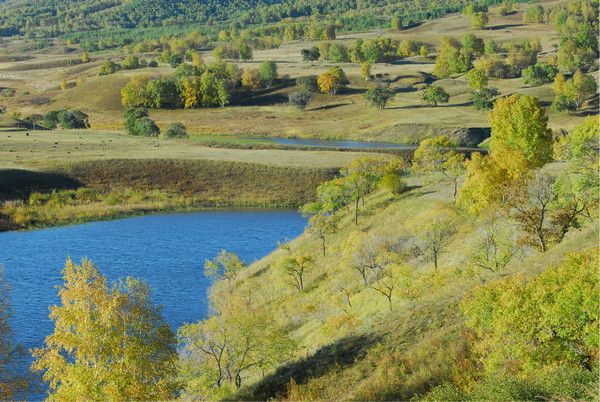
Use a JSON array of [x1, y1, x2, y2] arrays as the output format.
[[469, 87, 499, 110], [296, 75, 318, 93], [364, 86, 395, 109], [553, 69, 598, 110], [412, 135, 465, 201], [179, 296, 295, 398], [522, 63, 557, 86], [489, 94, 552, 172], [123, 107, 159, 137], [422, 85, 449, 106], [288, 91, 311, 111], [317, 67, 347, 95], [31, 259, 179, 400], [434, 36, 472, 77], [98, 59, 120, 76], [462, 248, 598, 375], [163, 122, 188, 138], [465, 68, 487, 90], [301, 46, 320, 62], [258, 60, 278, 87], [204, 250, 246, 286]]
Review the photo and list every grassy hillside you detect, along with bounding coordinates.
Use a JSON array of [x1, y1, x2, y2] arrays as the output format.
[[0, 0, 594, 145], [180, 159, 598, 400]]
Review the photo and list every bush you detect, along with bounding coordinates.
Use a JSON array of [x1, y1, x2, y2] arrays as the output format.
[[301, 46, 320, 62], [163, 122, 188, 138], [57, 110, 90, 129], [288, 91, 311, 111], [99, 60, 120, 76], [422, 85, 449, 106], [122, 55, 141, 70], [296, 75, 318, 93], [469, 87, 499, 110], [134, 117, 160, 137], [522, 63, 558, 86], [123, 107, 159, 136]]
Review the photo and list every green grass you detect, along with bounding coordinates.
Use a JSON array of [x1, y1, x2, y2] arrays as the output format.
[[186, 162, 598, 400]]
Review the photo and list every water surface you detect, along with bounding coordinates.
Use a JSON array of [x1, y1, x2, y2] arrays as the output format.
[[0, 210, 305, 389]]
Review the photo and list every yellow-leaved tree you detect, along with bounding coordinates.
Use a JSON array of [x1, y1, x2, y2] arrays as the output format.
[[31, 259, 179, 400]]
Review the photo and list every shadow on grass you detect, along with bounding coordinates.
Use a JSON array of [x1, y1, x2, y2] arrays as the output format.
[[386, 101, 472, 110], [239, 334, 381, 400], [487, 23, 525, 30], [309, 102, 351, 111], [0, 169, 81, 201]]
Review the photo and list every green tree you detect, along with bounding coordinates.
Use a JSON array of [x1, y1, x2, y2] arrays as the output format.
[[31, 259, 179, 400], [469, 87, 499, 110], [471, 12, 488, 29], [258, 60, 278, 88], [412, 135, 465, 201], [364, 86, 395, 109], [343, 157, 386, 224], [489, 94, 552, 171], [466, 68, 488, 90], [522, 63, 558, 86], [281, 255, 314, 292], [462, 249, 598, 375], [204, 250, 245, 286], [179, 297, 294, 397], [410, 206, 457, 271], [99, 60, 120, 76], [422, 85, 450, 106]]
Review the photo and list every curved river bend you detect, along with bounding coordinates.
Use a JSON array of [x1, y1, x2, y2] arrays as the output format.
[[0, 210, 306, 391]]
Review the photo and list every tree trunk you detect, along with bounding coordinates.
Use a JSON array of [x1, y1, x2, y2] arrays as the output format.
[[321, 236, 326, 257], [354, 199, 359, 225]]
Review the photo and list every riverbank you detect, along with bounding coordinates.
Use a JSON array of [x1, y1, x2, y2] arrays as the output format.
[[0, 158, 337, 231]]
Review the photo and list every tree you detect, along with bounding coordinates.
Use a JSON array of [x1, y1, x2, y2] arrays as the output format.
[[121, 75, 152, 108], [471, 12, 488, 29], [59, 79, 68, 90], [411, 207, 457, 271], [419, 45, 429, 60], [318, 67, 347, 94], [343, 157, 386, 224], [80, 50, 90, 63], [361, 62, 371, 81], [181, 76, 202, 108], [238, 40, 253, 61], [328, 43, 349, 62], [379, 157, 409, 196], [364, 86, 395, 109], [523, 4, 545, 23], [241, 68, 262, 92], [31, 259, 179, 400], [191, 51, 204, 67], [57, 110, 90, 129], [288, 91, 311, 111], [489, 94, 552, 172], [565, 69, 597, 108], [99, 59, 120, 76], [300, 46, 320, 62], [134, 117, 160, 137], [306, 213, 339, 256], [164, 122, 188, 138], [522, 63, 558, 86], [122, 55, 141, 70], [258, 61, 278, 88], [281, 255, 313, 291], [469, 87, 499, 110], [204, 250, 245, 287], [296, 75, 318, 93], [462, 249, 598, 376], [470, 218, 519, 273], [466, 68, 488, 90], [147, 78, 180, 108], [422, 85, 450, 106], [179, 297, 294, 396], [412, 135, 466, 201]]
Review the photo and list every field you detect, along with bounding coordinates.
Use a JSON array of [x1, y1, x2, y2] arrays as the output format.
[[0, 0, 594, 144]]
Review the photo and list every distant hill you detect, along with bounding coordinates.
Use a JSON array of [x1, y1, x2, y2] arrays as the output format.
[[0, 0, 503, 37]]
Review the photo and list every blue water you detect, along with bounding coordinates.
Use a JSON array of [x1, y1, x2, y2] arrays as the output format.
[[0, 210, 305, 394]]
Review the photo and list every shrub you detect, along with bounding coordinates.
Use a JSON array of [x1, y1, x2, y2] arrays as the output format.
[[422, 85, 449, 106], [301, 46, 320, 61], [469, 87, 499, 110], [57, 110, 90, 129], [522, 63, 558, 86], [163, 122, 188, 138], [258, 61, 278, 87], [99, 60, 120, 76], [134, 117, 160, 137], [296, 75, 318, 93], [288, 91, 311, 111]]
